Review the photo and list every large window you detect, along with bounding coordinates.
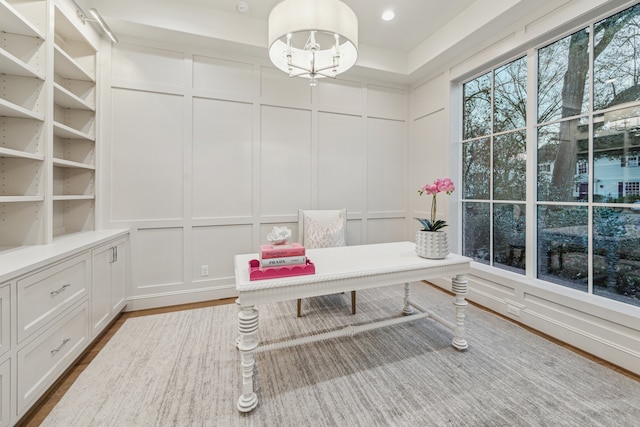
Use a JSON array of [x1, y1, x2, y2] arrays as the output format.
[[462, 57, 527, 274], [461, 3, 640, 307]]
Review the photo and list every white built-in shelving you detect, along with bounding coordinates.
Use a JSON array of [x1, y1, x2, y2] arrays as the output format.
[[0, 47, 44, 79], [0, 98, 44, 120], [0, 0, 46, 39], [54, 82, 95, 110], [0, 0, 47, 249], [1, 0, 99, 249], [51, 5, 97, 239]]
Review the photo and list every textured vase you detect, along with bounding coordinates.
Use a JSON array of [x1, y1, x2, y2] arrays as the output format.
[[415, 230, 449, 259]]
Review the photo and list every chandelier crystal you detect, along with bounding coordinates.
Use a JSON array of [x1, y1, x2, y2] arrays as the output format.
[[268, 0, 358, 86]]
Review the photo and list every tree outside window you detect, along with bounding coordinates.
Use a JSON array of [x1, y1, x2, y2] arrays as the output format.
[[462, 57, 527, 274], [462, 3, 640, 306]]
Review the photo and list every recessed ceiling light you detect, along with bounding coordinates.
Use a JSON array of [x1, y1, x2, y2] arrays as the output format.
[[236, 2, 250, 13], [381, 10, 395, 21]]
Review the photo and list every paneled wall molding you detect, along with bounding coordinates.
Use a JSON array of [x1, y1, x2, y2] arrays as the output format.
[[100, 35, 410, 310], [111, 80, 186, 96], [191, 217, 255, 226]]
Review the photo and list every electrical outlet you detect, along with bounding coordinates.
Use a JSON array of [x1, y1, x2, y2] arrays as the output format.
[[201, 265, 209, 277]]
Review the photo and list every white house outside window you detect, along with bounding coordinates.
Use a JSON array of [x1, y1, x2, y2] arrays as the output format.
[[461, 3, 640, 307], [577, 160, 589, 175], [625, 181, 640, 195]]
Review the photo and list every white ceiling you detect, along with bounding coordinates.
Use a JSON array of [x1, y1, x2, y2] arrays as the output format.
[[83, 0, 566, 83], [179, 0, 477, 53]]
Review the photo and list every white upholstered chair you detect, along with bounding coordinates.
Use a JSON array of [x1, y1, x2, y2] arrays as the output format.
[[297, 209, 355, 317]]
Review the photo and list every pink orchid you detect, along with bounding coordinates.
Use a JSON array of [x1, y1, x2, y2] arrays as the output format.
[[421, 183, 439, 196], [435, 177, 455, 194], [417, 177, 456, 232]]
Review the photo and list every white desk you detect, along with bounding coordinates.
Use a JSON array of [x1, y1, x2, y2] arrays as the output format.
[[234, 241, 472, 412]]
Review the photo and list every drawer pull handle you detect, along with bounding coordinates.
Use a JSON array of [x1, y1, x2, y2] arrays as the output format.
[[50, 283, 71, 296], [50, 338, 71, 355]]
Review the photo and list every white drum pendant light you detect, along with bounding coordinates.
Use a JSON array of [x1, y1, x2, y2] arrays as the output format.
[[268, 0, 358, 86]]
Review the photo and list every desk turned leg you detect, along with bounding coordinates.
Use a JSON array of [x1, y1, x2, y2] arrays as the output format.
[[237, 305, 259, 412], [402, 282, 414, 315], [451, 274, 469, 351]]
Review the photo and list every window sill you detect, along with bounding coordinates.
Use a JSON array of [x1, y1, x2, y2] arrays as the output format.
[[467, 261, 640, 321]]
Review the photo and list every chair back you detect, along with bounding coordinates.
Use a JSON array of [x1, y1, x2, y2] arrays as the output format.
[[298, 209, 347, 249]]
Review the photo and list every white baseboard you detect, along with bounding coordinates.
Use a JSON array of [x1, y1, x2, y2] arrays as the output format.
[[124, 285, 237, 311]]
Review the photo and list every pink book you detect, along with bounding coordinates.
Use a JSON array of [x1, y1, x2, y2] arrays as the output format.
[[259, 243, 305, 259]]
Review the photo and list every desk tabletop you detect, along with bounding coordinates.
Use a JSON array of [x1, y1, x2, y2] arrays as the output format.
[[234, 241, 471, 293]]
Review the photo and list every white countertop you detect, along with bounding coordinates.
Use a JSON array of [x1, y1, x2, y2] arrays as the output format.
[[0, 229, 129, 283]]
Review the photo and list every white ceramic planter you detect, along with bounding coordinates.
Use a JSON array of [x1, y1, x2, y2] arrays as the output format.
[[415, 230, 449, 259]]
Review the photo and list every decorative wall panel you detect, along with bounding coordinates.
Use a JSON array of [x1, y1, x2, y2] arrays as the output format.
[[412, 110, 448, 221], [317, 112, 365, 211], [193, 55, 254, 97], [413, 73, 446, 119], [260, 67, 311, 104], [367, 118, 405, 213], [111, 89, 184, 221], [316, 79, 362, 112], [367, 218, 406, 244], [192, 224, 253, 280], [112, 43, 184, 87], [260, 105, 312, 216], [192, 98, 253, 218], [367, 84, 406, 120], [134, 227, 184, 289]]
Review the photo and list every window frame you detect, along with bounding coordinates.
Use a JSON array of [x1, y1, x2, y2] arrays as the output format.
[[456, 2, 640, 307]]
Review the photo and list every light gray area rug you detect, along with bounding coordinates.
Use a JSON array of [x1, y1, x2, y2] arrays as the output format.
[[43, 283, 640, 427]]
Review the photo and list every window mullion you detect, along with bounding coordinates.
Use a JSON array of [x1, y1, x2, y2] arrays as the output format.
[[587, 21, 595, 295], [526, 49, 538, 280], [489, 71, 495, 267]]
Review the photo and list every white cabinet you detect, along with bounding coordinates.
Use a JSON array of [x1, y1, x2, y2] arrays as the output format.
[[13, 251, 91, 418], [0, 229, 128, 426], [17, 300, 89, 413], [91, 237, 128, 336], [16, 252, 90, 343], [111, 241, 127, 314]]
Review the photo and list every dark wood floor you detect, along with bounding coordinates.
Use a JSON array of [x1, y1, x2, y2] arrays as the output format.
[[16, 287, 640, 426]]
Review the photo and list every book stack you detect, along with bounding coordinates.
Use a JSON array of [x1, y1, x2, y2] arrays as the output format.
[[248, 243, 315, 280], [259, 243, 306, 267]]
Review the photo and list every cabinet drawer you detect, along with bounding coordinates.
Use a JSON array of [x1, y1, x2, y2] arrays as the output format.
[[17, 301, 89, 414], [17, 252, 90, 343]]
